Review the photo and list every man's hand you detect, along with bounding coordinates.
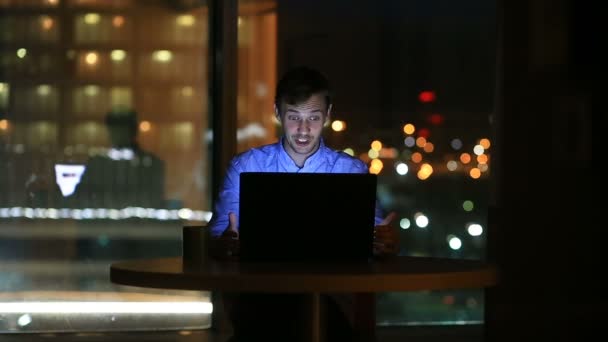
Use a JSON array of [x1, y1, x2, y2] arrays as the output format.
[[373, 212, 400, 257], [210, 212, 240, 260]]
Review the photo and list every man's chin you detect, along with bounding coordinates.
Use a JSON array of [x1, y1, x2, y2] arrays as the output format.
[[294, 144, 317, 154]]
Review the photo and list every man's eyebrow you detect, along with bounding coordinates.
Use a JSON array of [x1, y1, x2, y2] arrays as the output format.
[[285, 108, 323, 114]]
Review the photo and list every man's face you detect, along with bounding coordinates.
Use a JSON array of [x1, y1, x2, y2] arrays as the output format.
[[277, 93, 331, 166]]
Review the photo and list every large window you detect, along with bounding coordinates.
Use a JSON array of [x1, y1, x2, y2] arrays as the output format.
[[1, 0, 214, 333]]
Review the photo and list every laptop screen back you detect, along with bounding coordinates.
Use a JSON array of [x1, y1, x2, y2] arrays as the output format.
[[238, 172, 377, 262], [54, 163, 87, 197]]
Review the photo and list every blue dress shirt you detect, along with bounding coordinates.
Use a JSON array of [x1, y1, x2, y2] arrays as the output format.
[[208, 138, 385, 236]]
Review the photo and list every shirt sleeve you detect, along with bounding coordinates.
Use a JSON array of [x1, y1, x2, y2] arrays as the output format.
[[207, 158, 241, 237]]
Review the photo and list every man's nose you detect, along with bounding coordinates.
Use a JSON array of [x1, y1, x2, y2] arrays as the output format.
[[297, 120, 310, 132]]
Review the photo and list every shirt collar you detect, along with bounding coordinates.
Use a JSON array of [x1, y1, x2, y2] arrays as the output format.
[[278, 136, 326, 171]]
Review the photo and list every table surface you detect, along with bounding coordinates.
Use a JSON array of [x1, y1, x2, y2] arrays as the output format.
[[110, 256, 498, 292]]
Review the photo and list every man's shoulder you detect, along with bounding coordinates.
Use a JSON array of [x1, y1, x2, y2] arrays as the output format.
[[321, 145, 368, 172], [231, 142, 280, 166]]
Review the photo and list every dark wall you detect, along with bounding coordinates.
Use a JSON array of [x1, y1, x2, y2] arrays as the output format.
[[277, 0, 383, 142], [486, 0, 598, 340]]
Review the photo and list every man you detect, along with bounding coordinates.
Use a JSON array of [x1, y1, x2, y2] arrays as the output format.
[[68, 109, 165, 209], [208, 66, 399, 341]]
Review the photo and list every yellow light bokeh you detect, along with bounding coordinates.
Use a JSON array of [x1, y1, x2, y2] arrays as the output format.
[[469, 168, 481, 179], [423, 142, 434, 153], [110, 50, 126, 62], [139, 121, 151, 132], [370, 140, 382, 151], [0, 119, 9, 130], [417, 163, 433, 180], [152, 50, 172, 63], [84, 13, 100, 25], [85, 52, 98, 65], [403, 123, 415, 135], [369, 159, 383, 174], [176, 15, 195, 27], [331, 120, 346, 132]]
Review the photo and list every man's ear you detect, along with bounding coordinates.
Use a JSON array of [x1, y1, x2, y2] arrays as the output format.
[[274, 104, 281, 123], [324, 104, 333, 127]]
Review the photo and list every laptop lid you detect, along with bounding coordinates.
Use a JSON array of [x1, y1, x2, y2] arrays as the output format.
[[238, 172, 377, 262], [54, 163, 87, 197]]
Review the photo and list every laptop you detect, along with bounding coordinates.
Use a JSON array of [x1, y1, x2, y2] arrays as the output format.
[[238, 172, 377, 262], [54, 163, 87, 197]]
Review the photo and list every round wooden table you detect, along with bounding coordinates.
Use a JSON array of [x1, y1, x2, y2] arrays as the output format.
[[110, 256, 498, 341]]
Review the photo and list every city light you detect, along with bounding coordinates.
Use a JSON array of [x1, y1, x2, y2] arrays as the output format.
[[415, 136, 426, 148], [153, 50, 173, 63], [139, 121, 151, 132], [473, 144, 484, 155], [331, 120, 346, 132], [418, 90, 436, 103], [448, 235, 462, 250], [469, 168, 481, 179], [0, 207, 212, 222], [370, 140, 382, 151], [417, 163, 433, 180], [479, 138, 491, 149], [414, 212, 429, 228], [37, 85, 51, 96], [111, 49, 126, 61], [462, 200, 474, 212], [467, 223, 483, 236], [404, 136, 416, 147], [176, 15, 195, 27], [0, 302, 213, 314], [395, 162, 409, 175], [399, 218, 411, 229], [112, 15, 125, 27], [84, 13, 101, 25], [85, 52, 98, 65], [446, 160, 458, 171], [403, 123, 415, 135], [450, 138, 463, 150]]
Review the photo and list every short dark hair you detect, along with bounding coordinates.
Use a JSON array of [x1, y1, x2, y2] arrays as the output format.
[[274, 66, 332, 115], [105, 109, 138, 135]]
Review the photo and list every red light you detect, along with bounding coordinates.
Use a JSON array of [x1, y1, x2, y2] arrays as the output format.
[[418, 128, 430, 138], [418, 91, 436, 103], [428, 113, 444, 125]]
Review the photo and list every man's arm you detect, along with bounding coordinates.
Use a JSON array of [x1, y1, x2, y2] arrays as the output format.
[[207, 159, 241, 237]]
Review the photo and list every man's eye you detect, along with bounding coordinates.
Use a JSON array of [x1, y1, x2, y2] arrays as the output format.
[[309, 116, 320, 121], [288, 116, 300, 121]]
